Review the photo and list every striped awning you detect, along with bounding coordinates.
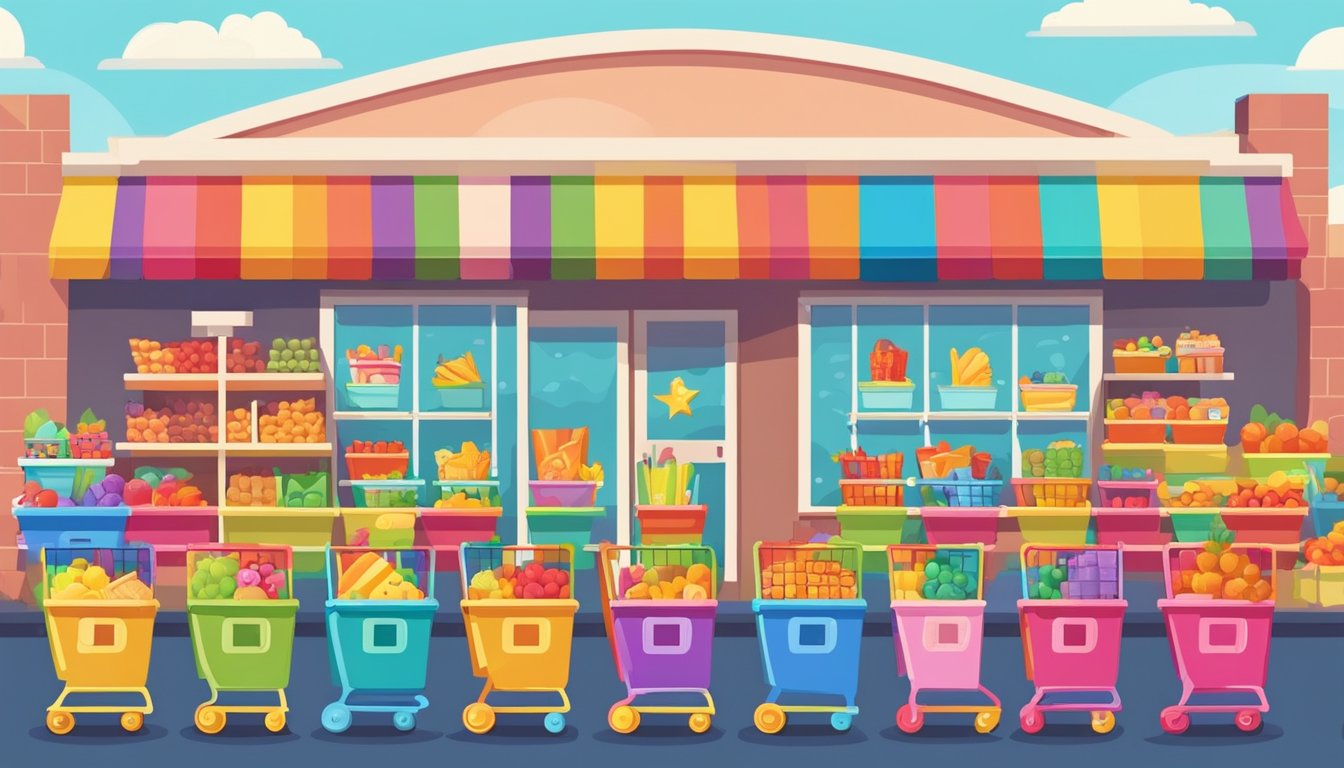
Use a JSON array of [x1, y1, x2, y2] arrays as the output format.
[[49, 174, 1307, 281]]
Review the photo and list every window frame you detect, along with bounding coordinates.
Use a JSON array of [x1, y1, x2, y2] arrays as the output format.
[[798, 290, 1102, 516]]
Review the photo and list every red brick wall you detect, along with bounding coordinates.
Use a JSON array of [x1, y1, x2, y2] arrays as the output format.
[[0, 94, 68, 499], [1236, 94, 1332, 430]]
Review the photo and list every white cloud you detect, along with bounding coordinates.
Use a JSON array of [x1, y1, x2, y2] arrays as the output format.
[[1031, 0, 1255, 37], [1294, 27, 1344, 70], [99, 11, 339, 70], [1332, 187, 1344, 226], [0, 7, 42, 68]]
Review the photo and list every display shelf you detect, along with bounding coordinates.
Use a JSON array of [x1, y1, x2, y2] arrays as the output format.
[[17, 457, 116, 468], [218, 506, 339, 517], [115, 442, 220, 456], [848, 411, 925, 422], [1103, 372, 1234, 383], [1015, 412, 1090, 421], [123, 373, 219, 391], [333, 410, 413, 420], [223, 372, 326, 391], [332, 410, 492, 421], [925, 411, 1013, 421], [223, 442, 333, 458]]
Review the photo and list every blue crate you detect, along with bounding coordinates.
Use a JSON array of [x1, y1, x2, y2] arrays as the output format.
[[1308, 465, 1344, 537], [346, 383, 400, 410], [936, 385, 998, 411], [913, 474, 1004, 507], [432, 383, 485, 410], [13, 505, 131, 552]]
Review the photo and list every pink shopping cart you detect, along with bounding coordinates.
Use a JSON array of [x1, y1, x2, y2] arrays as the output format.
[[1017, 545, 1127, 734], [888, 544, 1001, 734], [1158, 543, 1275, 734]]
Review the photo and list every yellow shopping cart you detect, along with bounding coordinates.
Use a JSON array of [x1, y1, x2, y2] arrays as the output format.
[[459, 543, 578, 735], [42, 546, 159, 735]]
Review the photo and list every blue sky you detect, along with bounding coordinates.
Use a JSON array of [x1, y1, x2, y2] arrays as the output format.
[[0, 0, 1340, 189]]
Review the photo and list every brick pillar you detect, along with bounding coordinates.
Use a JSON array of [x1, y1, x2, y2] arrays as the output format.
[[1235, 94, 1332, 429], [0, 94, 68, 583]]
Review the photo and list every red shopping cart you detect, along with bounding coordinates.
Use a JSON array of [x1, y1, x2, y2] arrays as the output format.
[[1017, 545, 1126, 734], [1158, 543, 1275, 734]]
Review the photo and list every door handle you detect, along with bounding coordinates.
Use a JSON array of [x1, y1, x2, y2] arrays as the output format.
[[716, 445, 723, 458]]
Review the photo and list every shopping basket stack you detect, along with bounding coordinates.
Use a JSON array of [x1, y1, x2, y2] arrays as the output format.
[[186, 544, 298, 734], [459, 543, 578, 735], [751, 540, 865, 734], [1017, 545, 1126, 734], [41, 546, 158, 735], [322, 546, 437, 733], [1158, 543, 1275, 734], [888, 544, 1001, 734], [597, 543, 717, 734]]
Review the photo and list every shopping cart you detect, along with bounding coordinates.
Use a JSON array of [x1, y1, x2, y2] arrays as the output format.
[[186, 544, 298, 734], [459, 543, 578, 735], [1158, 543, 1275, 734], [597, 543, 717, 734], [889, 544, 1001, 734], [1017, 545, 1127, 734], [752, 540, 865, 734], [322, 546, 438, 733], [41, 546, 158, 735]]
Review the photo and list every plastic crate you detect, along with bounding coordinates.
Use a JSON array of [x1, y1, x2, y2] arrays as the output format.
[[1104, 420, 1167, 444], [1011, 478, 1090, 508], [348, 359, 402, 384], [1096, 479, 1159, 508], [434, 480, 501, 508], [1244, 453, 1329, 480], [340, 509, 418, 548], [529, 480, 598, 507], [349, 478, 423, 508], [1165, 508, 1222, 542], [19, 459, 110, 501], [913, 476, 1003, 507], [1018, 384, 1077, 412], [919, 507, 1000, 546], [1170, 421, 1228, 445], [1164, 444, 1229, 476], [1093, 507, 1166, 546], [24, 437, 70, 459], [14, 505, 131, 551], [936, 385, 998, 411], [858, 380, 915, 411], [840, 479, 904, 507], [1220, 509, 1308, 546], [1296, 564, 1344, 607], [344, 452, 410, 480], [1111, 351, 1169, 374], [1009, 506, 1092, 545], [433, 382, 486, 410], [1307, 465, 1344, 537], [888, 544, 983, 601], [1176, 349, 1224, 374], [345, 383, 400, 409], [838, 452, 903, 480]]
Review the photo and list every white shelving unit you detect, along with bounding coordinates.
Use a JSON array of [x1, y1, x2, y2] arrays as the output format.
[[1102, 372, 1234, 383]]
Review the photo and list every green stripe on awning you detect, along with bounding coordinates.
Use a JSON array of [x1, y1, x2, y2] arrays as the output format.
[[414, 176, 459, 280], [550, 176, 596, 280], [1199, 178, 1252, 281]]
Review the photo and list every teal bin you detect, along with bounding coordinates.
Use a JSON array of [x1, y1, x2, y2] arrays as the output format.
[[345, 383, 400, 410], [1167, 509, 1221, 542], [526, 507, 604, 568], [432, 383, 486, 410]]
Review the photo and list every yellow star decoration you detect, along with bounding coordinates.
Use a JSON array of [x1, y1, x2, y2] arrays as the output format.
[[654, 376, 700, 418]]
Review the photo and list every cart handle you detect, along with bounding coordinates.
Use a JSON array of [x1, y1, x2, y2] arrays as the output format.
[[327, 545, 436, 601]]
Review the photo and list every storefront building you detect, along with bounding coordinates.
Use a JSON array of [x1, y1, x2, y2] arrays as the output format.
[[2, 30, 1335, 598]]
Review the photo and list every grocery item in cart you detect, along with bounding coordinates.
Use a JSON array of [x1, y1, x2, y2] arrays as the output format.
[[335, 550, 426, 600], [889, 546, 980, 601], [189, 550, 290, 601], [616, 560, 713, 600], [1168, 520, 1272, 602], [466, 558, 571, 600]]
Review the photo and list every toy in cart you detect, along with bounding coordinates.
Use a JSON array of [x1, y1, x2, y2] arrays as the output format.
[[41, 547, 158, 735], [323, 547, 437, 733], [186, 545, 298, 734], [888, 544, 1001, 734], [1017, 545, 1127, 734], [597, 543, 717, 734], [751, 540, 865, 734], [460, 543, 579, 735], [1159, 528, 1275, 734]]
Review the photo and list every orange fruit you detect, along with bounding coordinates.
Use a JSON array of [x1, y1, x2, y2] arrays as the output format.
[[1218, 551, 1239, 575], [1196, 551, 1218, 573]]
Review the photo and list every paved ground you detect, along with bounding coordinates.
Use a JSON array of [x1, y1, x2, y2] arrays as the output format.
[[5, 631, 1340, 766]]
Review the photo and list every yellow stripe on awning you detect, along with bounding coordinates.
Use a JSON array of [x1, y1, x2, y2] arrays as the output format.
[[683, 176, 738, 279], [49, 177, 117, 279], [241, 176, 295, 279], [1098, 177, 1143, 280], [594, 176, 644, 279], [1138, 177, 1204, 279]]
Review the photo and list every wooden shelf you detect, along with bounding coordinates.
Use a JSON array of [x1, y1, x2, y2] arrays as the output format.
[[1103, 373, 1234, 383], [223, 373, 326, 392], [115, 442, 220, 456], [123, 373, 218, 391], [333, 411, 412, 420], [224, 442, 333, 458], [926, 411, 1013, 421]]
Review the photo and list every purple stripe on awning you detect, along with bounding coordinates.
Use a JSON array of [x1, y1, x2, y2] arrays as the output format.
[[371, 176, 415, 280], [1246, 177, 1288, 281], [511, 176, 551, 280], [109, 177, 145, 280]]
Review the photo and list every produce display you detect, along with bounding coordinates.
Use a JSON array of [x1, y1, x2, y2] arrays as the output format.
[[1106, 393, 1226, 422], [1160, 480, 1227, 508], [1317, 474, 1343, 502], [49, 558, 152, 600], [283, 471, 328, 508], [258, 398, 326, 443], [1175, 330, 1221, 355], [347, 344, 402, 383], [347, 514, 415, 547], [225, 473, 278, 507], [532, 427, 592, 481], [1160, 473, 1305, 509], [948, 347, 992, 386], [129, 337, 217, 374], [225, 338, 266, 373], [1022, 440, 1084, 479], [1302, 520, 1344, 566], [1174, 330, 1225, 374], [434, 485, 495, 509], [336, 551, 425, 600], [891, 553, 974, 600], [23, 408, 68, 458], [20, 481, 76, 507], [1239, 405, 1328, 454], [1026, 550, 1119, 600], [347, 440, 410, 480], [190, 552, 290, 601], [70, 408, 111, 459], [1111, 335, 1170, 357], [357, 485, 418, 507], [833, 448, 903, 480], [616, 562, 712, 600], [124, 400, 218, 444], [868, 338, 909, 382], [1098, 465, 1155, 482], [467, 561, 569, 600], [268, 337, 321, 373], [432, 351, 483, 387], [436, 441, 491, 481], [915, 442, 992, 479], [760, 557, 857, 600], [1171, 522, 1272, 602], [226, 407, 252, 443]]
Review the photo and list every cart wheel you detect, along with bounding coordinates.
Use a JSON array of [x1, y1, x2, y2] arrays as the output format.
[[1159, 707, 1189, 735], [322, 703, 352, 734], [1020, 707, 1045, 735], [264, 710, 287, 734], [896, 704, 923, 734], [194, 705, 227, 735], [608, 705, 640, 734], [974, 709, 1000, 734], [463, 703, 495, 735], [392, 711, 416, 732], [120, 712, 144, 733], [754, 703, 786, 734], [1091, 711, 1116, 735], [689, 713, 712, 734], [1235, 710, 1262, 733], [543, 712, 566, 734], [830, 712, 853, 733], [45, 710, 75, 736]]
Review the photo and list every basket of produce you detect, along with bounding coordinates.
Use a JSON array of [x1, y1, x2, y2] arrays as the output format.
[[345, 440, 409, 480], [432, 352, 486, 409], [435, 441, 491, 481], [350, 478, 422, 508], [1174, 330, 1224, 374], [939, 347, 996, 410], [1011, 478, 1090, 508], [840, 480, 904, 507], [914, 468, 1004, 508], [834, 448, 903, 480], [1018, 370, 1076, 412], [858, 380, 915, 411], [69, 409, 111, 460], [225, 472, 278, 507], [1110, 335, 1170, 374], [282, 471, 329, 508], [1160, 480, 1231, 542], [347, 344, 403, 384], [915, 442, 991, 480], [434, 480, 501, 509], [341, 509, 418, 548], [1238, 407, 1329, 479], [1021, 441, 1084, 479], [1096, 472, 1159, 507]]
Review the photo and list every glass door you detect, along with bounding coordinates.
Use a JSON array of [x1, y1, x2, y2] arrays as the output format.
[[634, 311, 738, 582]]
